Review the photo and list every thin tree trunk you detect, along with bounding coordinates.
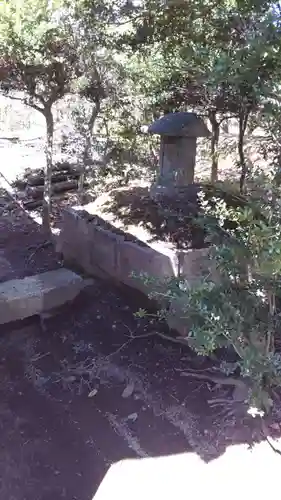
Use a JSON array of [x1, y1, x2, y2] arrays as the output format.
[[222, 119, 229, 134], [78, 101, 100, 203], [209, 111, 220, 183], [42, 109, 54, 234], [238, 110, 249, 194]]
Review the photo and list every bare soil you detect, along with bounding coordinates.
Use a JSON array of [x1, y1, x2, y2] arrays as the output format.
[[0, 188, 62, 283], [84, 184, 256, 251], [0, 186, 281, 500]]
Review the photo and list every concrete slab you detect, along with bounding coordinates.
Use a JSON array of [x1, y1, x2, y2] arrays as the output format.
[[0, 268, 87, 324], [56, 207, 214, 335]]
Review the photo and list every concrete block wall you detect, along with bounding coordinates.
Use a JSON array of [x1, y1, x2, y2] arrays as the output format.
[[57, 207, 212, 336]]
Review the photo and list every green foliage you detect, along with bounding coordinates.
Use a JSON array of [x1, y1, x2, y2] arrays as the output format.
[[0, 0, 77, 109], [0, 0, 83, 231], [128, 0, 281, 112], [138, 184, 281, 412], [125, 0, 281, 189]]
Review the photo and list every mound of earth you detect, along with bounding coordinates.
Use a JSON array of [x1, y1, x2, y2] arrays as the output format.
[[89, 182, 261, 250]]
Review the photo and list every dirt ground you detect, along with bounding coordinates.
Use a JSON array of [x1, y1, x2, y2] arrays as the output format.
[[1, 186, 281, 500], [0, 187, 61, 283]]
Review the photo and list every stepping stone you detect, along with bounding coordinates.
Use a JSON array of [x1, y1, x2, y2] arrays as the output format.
[[0, 268, 88, 325]]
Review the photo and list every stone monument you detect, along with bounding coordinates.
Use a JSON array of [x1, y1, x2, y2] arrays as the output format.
[[56, 111, 213, 336], [148, 112, 210, 197]]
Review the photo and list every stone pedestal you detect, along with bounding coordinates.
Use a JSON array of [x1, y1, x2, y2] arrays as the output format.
[[150, 136, 197, 197], [148, 112, 210, 198]]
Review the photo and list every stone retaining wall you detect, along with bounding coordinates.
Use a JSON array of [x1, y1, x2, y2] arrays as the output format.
[[57, 207, 212, 335]]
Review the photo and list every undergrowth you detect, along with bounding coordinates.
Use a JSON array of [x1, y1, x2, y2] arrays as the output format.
[[136, 181, 281, 414]]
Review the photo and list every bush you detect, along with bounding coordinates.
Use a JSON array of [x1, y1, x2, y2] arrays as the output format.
[[138, 185, 281, 413]]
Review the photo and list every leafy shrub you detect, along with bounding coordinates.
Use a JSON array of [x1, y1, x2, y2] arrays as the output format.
[[138, 186, 281, 413]]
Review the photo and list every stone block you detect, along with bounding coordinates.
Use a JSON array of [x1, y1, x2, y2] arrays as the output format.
[[58, 213, 87, 274], [116, 241, 175, 302], [56, 207, 213, 336], [0, 268, 86, 324], [180, 248, 210, 281], [88, 225, 121, 277]]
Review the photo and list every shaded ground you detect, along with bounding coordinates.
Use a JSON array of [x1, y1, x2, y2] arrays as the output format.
[[0, 187, 62, 283], [1, 185, 281, 498], [2, 282, 281, 500], [91, 184, 258, 250]]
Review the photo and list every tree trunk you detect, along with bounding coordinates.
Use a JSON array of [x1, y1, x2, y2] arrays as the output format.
[[78, 101, 100, 203], [42, 109, 54, 234], [222, 119, 229, 134], [238, 111, 249, 194], [209, 111, 220, 183]]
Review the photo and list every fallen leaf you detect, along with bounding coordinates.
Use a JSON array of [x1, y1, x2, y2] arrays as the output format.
[[88, 388, 98, 398], [122, 382, 135, 399], [127, 412, 138, 422]]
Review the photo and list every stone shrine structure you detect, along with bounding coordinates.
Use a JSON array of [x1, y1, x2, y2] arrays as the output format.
[[56, 112, 213, 336], [148, 112, 210, 197]]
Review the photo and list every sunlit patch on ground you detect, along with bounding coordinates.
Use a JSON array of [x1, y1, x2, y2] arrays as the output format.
[[94, 440, 281, 500]]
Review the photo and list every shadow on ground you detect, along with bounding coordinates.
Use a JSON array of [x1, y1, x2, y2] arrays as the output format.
[[100, 184, 257, 250], [0, 186, 62, 282], [0, 185, 280, 500], [0, 280, 281, 500]]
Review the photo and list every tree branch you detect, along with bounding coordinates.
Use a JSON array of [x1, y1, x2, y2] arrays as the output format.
[[105, 322, 193, 360], [25, 100, 45, 114], [0, 93, 22, 102], [1, 92, 45, 114]]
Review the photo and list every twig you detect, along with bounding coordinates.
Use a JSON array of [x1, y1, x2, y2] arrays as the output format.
[[175, 367, 210, 373], [207, 397, 233, 406], [106, 323, 192, 359], [155, 331, 190, 346], [26, 240, 53, 265], [107, 326, 156, 358], [27, 241, 52, 251], [106, 334, 150, 358], [261, 418, 281, 455], [30, 352, 50, 362], [179, 370, 245, 388]]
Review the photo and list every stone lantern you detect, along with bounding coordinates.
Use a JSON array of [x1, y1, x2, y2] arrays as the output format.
[[148, 112, 210, 197]]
